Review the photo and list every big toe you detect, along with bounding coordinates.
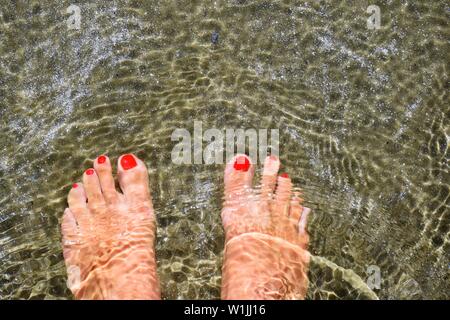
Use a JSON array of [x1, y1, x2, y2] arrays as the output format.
[[117, 154, 153, 209], [224, 154, 255, 198]]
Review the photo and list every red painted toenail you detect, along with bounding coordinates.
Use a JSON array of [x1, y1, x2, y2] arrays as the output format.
[[86, 169, 94, 176], [72, 183, 78, 188], [281, 173, 289, 178], [233, 156, 250, 172], [97, 155, 106, 164], [121, 154, 137, 170]]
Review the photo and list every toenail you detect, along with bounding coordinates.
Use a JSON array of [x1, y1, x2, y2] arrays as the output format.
[[280, 173, 289, 178], [121, 154, 137, 170], [72, 183, 78, 188], [233, 156, 250, 172], [97, 155, 106, 164], [86, 169, 95, 176]]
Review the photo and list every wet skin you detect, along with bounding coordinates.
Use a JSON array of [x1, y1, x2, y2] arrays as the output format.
[[61, 153, 310, 299], [61, 154, 160, 299], [221, 154, 310, 299]]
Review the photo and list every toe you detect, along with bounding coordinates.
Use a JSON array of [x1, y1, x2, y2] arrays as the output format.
[[93, 155, 120, 204], [260, 155, 280, 199], [83, 168, 105, 209], [117, 154, 152, 206], [274, 173, 292, 216], [68, 182, 87, 210], [68, 182, 88, 222], [298, 207, 311, 235], [298, 207, 311, 249], [224, 154, 255, 196], [68, 183, 93, 230], [289, 192, 303, 221]]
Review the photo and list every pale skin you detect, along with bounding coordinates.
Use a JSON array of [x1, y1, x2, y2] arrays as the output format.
[[61, 153, 310, 300]]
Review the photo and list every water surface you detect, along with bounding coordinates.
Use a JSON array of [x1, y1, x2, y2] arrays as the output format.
[[0, 0, 448, 299]]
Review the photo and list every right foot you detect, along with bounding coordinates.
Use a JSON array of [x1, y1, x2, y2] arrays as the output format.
[[221, 154, 311, 300], [61, 154, 160, 299]]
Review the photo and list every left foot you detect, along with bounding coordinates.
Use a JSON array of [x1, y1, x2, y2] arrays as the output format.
[[61, 154, 160, 299]]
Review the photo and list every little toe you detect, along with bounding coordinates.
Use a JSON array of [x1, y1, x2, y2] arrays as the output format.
[[117, 154, 152, 206], [298, 207, 311, 249], [274, 173, 292, 216], [93, 155, 120, 204], [298, 207, 311, 235], [224, 154, 255, 197], [68, 183, 87, 217], [83, 168, 105, 209], [289, 193, 303, 222], [67, 182, 89, 227]]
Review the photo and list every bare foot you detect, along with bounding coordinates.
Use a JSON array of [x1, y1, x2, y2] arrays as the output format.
[[221, 154, 311, 300], [61, 154, 160, 299]]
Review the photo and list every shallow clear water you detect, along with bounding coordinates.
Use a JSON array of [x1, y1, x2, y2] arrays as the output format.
[[0, 0, 448, 299]]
